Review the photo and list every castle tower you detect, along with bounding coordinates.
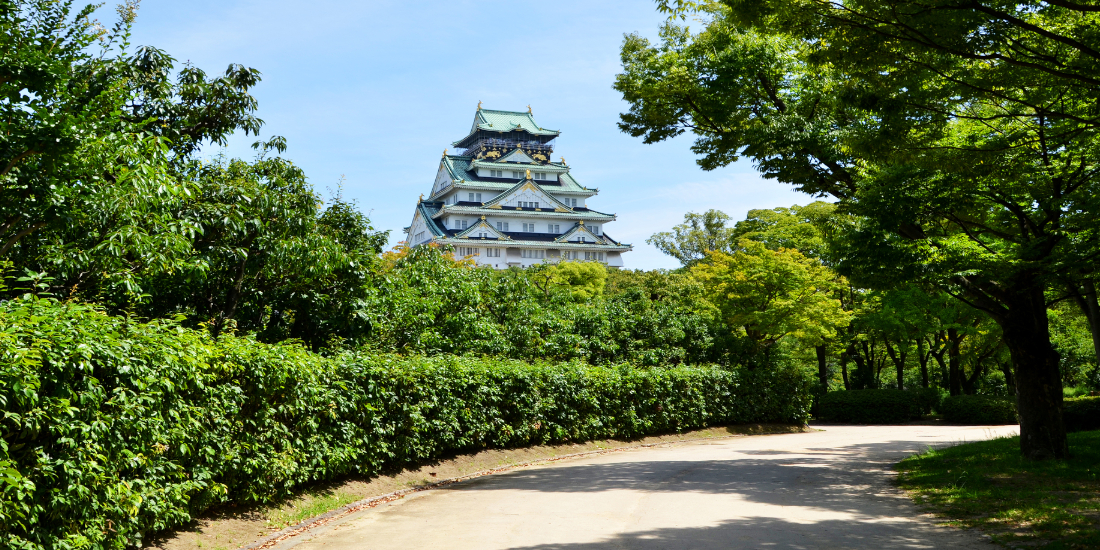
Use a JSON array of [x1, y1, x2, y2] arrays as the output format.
[[404, 106, 631, 268]]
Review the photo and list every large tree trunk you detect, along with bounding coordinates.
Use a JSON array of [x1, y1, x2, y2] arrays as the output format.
[[816, 345, 829, 390], [1082, 280, 1100, 366], [999, 286, 1067, 460]]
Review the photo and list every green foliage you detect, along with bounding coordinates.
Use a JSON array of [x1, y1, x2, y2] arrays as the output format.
[[691, 242, 849, 350], [646, 210, 736, 266], [545, 261, 607, 301], [940, 395, 1019, 425], [1064, 397, 1100, 433], [816, 389, 922, 423], [2, 0, 267, 298], [362, 246, 721, 366], [0, 294, 812, 549], [620, 0, 1100, 456]]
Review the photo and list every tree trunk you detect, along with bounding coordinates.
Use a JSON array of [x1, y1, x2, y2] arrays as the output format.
[[885, 340, 907, 391], [948, 328, 963, 396], [840, 344, 853, 390], [917, 338, 930, 389], [816, 345, 829, 391], [999, 285, 1067, 460], [1000, 361, 1016, 394], [1083, 280, 1100, 366], [961, 349, 991, 396]]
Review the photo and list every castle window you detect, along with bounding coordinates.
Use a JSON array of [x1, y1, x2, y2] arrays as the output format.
[[523, 223, 536, 232], [491, 170, 502, 177], [521, 249, 545, 259], [496, 221, 509, 231], [548, 224, 559, 233], [512, 170, 522, 178]]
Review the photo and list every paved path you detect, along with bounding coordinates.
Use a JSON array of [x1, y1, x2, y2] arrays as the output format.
[[276, 425, 1018, 550]]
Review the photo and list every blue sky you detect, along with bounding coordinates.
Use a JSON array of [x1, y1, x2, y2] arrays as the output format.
[[126, 0, 809, 269]]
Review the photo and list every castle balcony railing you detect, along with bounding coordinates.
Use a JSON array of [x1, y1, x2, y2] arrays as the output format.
[[462, 138, 555, 158]]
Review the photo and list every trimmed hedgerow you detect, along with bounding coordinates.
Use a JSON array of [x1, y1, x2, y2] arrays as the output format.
[[940, 395, 1019, 425], [816, 389, 923, 423], [0, 296, 812, 549], [1064, 396, 1100, 432]]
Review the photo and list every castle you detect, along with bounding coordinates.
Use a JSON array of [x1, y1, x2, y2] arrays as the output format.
[[404, 105, 631, 268]]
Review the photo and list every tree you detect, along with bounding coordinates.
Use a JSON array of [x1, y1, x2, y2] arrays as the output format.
[[691, 241, 849, 357], [647, 209, 736, 266], [617, 0, 1099, 458], [2, 0, 266, 302], [731, 202, 837, 260]]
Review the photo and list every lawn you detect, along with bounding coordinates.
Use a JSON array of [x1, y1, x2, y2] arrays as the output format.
[[898, 431, 1100, 549]]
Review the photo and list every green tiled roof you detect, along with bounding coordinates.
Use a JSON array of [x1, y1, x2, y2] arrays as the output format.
[[451, 108, 560, 148], [481, 178, 576, 212], [434, 204, 616, 221], [416, 202, 448, 237], [471, 109, 559, 137], [430, 156, 595, 199]]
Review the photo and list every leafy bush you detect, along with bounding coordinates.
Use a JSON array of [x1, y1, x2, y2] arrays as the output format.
[[0, 295, 812, 549], [913, 387, 944, 416], [940, 395, 1018, 424], [1064, 396, 1100, 432], [816, 389, 922, 423]]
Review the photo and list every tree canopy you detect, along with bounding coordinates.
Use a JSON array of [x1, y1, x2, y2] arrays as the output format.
[[616, 0, 1100, 458]]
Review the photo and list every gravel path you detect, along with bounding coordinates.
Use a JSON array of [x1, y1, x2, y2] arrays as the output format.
[[273, 424, 1018, 550]]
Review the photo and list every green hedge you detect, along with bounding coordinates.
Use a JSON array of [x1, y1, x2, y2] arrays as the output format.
[[0, 296, 812, 549], [1064, 396, 1100, 432], [816, 389, 923, 423], [940, 395, 1019, 424]]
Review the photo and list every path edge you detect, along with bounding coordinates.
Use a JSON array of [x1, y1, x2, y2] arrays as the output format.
[[242, 424, 811, 549]]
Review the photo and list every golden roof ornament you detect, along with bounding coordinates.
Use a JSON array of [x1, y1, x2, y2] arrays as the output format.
[[418, 194, 424, 203], [442, 149, 447, 157], [480, 215, 486, 220], [525, 169, 531, 179], [527, 104, 532, 114], [560, 156, 567, 165], [477, 100, 482, 110]]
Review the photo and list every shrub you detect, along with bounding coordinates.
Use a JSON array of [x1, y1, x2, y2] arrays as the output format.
[[0, 295, 812, 549], [1064, 396, 1100, 432], [940, 395, 1018, 424], [913, 387, 944, 416], [816, 389, 922, 423]]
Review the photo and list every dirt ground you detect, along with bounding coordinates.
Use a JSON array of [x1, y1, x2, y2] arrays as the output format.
[[143, 424, 810, 550]]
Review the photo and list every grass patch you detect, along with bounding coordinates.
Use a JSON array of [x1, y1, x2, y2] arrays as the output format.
[[898, 430, 1100, 549]]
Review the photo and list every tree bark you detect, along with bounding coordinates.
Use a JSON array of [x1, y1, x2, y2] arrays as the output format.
[[816, 344, 829, 390], [1082, 280, 1100, 365], [885, 340, 907, 391], [917, 338, 930, 389], [948, 328, 963, 396], [840, 343, 853, 390], [999, 285, 1067, 460]]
